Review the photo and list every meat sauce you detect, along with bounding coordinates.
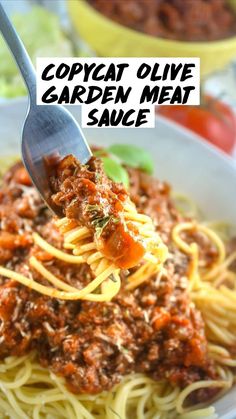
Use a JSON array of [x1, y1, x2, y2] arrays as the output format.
[[0, 160, 219, 402], [50, 155, 145, 269], [89, 0, 236, 42]]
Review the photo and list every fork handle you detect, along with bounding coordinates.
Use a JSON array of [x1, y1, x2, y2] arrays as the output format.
[[0, 3, 36, 101]]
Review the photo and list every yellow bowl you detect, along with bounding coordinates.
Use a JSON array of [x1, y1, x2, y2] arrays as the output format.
[[68, 0, 236, 77]]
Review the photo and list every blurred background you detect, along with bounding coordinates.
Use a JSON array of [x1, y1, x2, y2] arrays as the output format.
[[1, 0, 236, 157]]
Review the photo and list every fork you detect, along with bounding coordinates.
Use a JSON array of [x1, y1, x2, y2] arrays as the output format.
[[0, 2, 92, 215]]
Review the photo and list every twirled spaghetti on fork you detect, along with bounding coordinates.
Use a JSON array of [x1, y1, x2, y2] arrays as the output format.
[[0, 155, 167, 301]]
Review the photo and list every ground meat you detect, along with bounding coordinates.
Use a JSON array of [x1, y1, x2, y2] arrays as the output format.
[[49, 155, 145, 269], [0, 161, 219, 402], [89, 0, 236, 42]]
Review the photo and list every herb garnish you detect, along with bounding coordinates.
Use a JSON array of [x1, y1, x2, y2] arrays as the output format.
[[86, 204, 102, 213], [95, 144, 154, 187], [92, 215, 111, 237]]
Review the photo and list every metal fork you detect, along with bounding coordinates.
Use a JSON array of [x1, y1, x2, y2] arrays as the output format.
[[0, 2, 92, 215]]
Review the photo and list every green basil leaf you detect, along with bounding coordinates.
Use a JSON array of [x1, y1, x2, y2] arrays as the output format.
[[108, 144, 154, 174], [102, 157, 129, 188]]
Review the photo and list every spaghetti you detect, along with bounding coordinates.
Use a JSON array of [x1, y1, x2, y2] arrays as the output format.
[[0, 202, 167, 301], [0, 155, 167, 301], [0, 350, 233, 418], [0, 156, 235, 419], [172, 222, 236, 347]]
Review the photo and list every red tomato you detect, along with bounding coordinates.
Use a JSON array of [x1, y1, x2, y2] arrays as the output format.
[[157, 96, 236, 154]]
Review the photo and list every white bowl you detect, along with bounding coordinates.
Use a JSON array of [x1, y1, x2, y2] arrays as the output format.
[[0, 99, 235, 418]]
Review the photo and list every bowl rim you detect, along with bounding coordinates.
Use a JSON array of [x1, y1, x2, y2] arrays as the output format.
[[1, 96, 235, 173], [156, 113, 236, 168], [72, 0, 236, 50]]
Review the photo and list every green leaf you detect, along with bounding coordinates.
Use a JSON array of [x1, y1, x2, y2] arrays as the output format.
[[102, 157, 129, 188], [108, 144, 154, 174]]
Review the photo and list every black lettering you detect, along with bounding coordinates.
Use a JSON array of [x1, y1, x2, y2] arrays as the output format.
[[170, 86, 182, 104], [41, 64, 55, 81], [86, 86, 103, 104], [135, 109, 150, 127], [162, 64, 170, 81], [140, 85, 160, 104], [101, 86, 116, 104], [116, 63, 129, 81], [58, 86, 70, 104], [92, 64, 106, 81], [137, 63, 151, 79], [115, 86, 131, 104], [182, 86, 195, 104], [71, 85, 86, 104], [181, 64, 195, 82], [87, 109, 99, 126], [56, 63, 70, 79], [68, 63, 83, 81], [158, 86, 172, 104], [170, 63, 182, 80], [41, 86, 57, 103], [84, 63, 97, 82], [122, 110, 135, 126], [104, 64, 116, 82], [150, 63, 161, 81], [98, 108, 111, 127]]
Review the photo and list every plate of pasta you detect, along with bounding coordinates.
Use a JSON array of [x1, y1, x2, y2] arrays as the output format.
[[0, 99, 235, 419]]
